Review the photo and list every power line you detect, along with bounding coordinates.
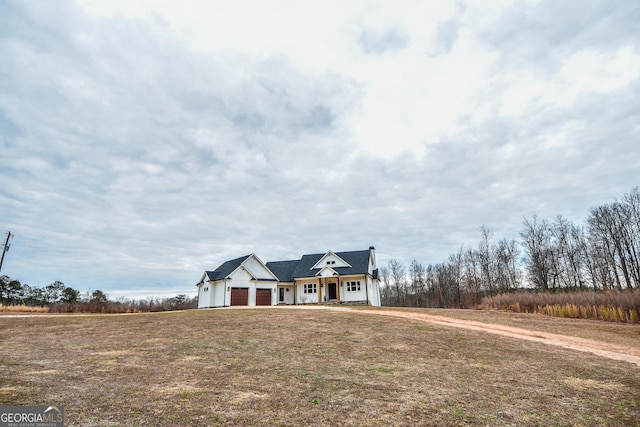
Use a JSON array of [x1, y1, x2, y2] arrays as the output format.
[[0, 231, 14, 273]]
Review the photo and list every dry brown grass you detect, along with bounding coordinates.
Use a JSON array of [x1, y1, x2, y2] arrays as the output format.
[[0, 304, 49, 313], [0, 308, 639, 426], [481, 290, 640, 323], [369, 306, 640, 357]]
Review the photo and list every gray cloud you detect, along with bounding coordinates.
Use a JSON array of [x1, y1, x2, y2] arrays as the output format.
[[479, 0, 640, 73], [428, 19, 460, 57], [1, 1, 638, 298], [358, 26, 410, 54], [0, 2, 362, 294]]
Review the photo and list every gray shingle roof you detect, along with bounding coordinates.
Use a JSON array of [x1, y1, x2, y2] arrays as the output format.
[[265, 260, 299, 282], [290, 249, 372, 279], [205, 254, 252, 281], [207, 249, 375, 283]]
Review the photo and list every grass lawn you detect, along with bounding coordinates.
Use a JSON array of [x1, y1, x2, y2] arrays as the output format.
[[362, 306, 640, 356], [1, 307, 639, 426]]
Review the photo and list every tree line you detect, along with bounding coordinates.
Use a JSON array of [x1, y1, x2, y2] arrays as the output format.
[[0, 275, 196, 313], [381, 187, 640, 308]]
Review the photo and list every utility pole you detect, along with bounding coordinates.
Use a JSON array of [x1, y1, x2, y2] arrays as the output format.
[[0, 231, 13, 273]]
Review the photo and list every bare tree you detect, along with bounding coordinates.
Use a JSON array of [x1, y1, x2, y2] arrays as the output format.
[[374, 187, 640, 307], [553, 216, 588, 290], [494, 237, 521, 292], [379, 266, 392, 305], [621, 188, 640, 286], [478, 225, 495, 296], [388, 259, 406, 306], [588, 204, 630, 290], [448, 247, 465, 307], [409, 259, 426, 307], [521, 215, 556, 291], [463, 246, 481, 304]]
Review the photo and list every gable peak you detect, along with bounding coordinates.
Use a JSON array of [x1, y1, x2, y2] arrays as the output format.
[[311, 250, 351, 270]]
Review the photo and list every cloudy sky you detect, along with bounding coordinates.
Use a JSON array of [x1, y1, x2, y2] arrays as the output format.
[[1, 0, 639, 298]]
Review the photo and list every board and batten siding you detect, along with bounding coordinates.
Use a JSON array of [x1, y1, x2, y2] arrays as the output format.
[[197, 281, 210, 308], [340, 275, 368, 302], [277, 284, 295, 304], [198, 280, 227, 308], [295, 281, 319, 304], [367, 276, 381, 306], [213, 281, 226, 306]]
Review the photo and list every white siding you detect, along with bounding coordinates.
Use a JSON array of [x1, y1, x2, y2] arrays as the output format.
[[312, 252, 350, 269], [296, 281, 319, 304], [213, 281, 226, 306], [244, 255, 277, 280], [278, 285, 295, 304], [367, 276, 381, 306], [230, 267, 253, 281], [341, 276, 367, 302], [197, 283, 209, 308], [318, 267, 337, 278], [198, 280, 227, 308]]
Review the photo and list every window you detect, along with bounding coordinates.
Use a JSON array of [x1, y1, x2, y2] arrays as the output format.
[[347, 281, 361, 292], [204, 287, 209, 291], [303, 283, 317, 294]]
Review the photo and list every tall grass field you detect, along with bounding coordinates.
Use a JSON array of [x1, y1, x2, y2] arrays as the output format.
[[481, 290, 640, 323]]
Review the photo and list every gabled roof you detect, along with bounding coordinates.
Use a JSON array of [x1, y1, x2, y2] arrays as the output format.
[[310, 250, 351, 269], [265, 259, 299, 282], [206, 249, 375, 284], [291, 249, 372, 279], [315, 265, 339, 277], [205, 254, 252, 281]]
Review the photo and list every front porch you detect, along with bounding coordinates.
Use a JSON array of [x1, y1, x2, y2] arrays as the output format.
[[318, 277, 340, 303], [287, 274, 369, 305]]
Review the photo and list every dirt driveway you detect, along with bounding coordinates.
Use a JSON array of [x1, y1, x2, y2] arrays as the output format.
[[275, 305, 640, 368], [348, 308, 640, 368]]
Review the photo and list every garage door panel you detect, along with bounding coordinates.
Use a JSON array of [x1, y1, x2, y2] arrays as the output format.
[[230, 288, 248, 306], [256, 289, 272, 306]]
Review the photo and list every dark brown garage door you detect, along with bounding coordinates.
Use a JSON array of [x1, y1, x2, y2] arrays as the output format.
[[230, 288, 248, 306], [256, 289, 272, 306]]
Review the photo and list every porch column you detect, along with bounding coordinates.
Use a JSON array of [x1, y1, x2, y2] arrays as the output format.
[[336, 276, 341, 301], [317, 278, 322, 303]]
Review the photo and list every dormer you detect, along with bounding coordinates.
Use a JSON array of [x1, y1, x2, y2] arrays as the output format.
[[311, 251, 351, 270]]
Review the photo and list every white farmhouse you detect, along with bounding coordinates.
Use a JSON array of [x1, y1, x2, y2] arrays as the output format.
[[196, 247, 381, 308]]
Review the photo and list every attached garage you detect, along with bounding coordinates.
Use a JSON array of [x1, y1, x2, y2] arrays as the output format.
[[230, 288, 248, 306], [255, 288, 272, 306]]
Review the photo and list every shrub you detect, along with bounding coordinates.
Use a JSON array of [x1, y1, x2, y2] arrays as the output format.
[[480, 290, 640, 323], [0, 304, 49, 313]]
